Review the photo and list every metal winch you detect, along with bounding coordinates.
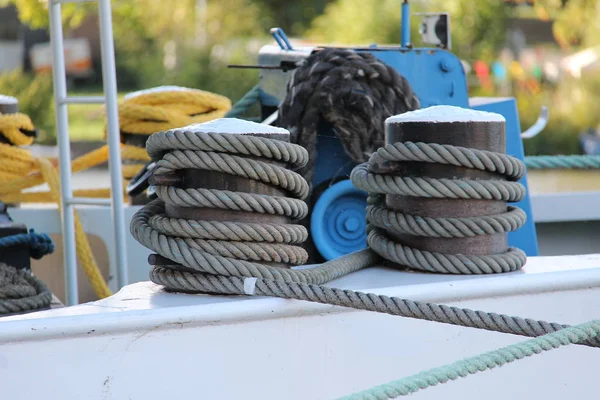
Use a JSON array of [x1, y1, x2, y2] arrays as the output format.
[[256, 2, 539, 261]]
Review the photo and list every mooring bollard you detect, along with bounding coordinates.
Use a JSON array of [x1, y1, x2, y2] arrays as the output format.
[[380, 108, 508, 255], [146, 118, 310, 284], [359, 105, 527, 273]]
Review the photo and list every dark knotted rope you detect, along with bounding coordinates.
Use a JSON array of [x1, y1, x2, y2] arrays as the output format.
[[277, 47, 420, 184]]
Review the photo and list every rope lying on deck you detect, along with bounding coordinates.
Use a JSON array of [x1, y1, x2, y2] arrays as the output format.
[[131, 126, 600, 351], [340, 319, 600, 399], [0, 230, 55, 316]]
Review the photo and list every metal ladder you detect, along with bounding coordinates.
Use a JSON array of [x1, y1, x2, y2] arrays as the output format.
[[48, 0, 128, 305]]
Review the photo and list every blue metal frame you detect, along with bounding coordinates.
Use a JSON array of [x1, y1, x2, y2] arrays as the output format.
[[470, 98, 539, 256]]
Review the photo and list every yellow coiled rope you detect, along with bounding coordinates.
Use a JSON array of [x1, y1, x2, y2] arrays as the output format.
[[0, 112, 112, 298], [0, 88, 231, 298], [116, 87, 232, 182]]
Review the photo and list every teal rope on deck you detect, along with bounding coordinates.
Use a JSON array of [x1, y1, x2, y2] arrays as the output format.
[[524, 155, 600, 170], [340, 319, 600, 400]]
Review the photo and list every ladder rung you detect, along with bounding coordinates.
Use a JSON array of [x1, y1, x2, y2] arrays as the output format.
[[59, 96, 105, 105], [68, 198, 111, 206]]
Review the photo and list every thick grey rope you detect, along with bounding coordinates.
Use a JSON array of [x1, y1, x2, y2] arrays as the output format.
[[154, 186, 308, 219], [374, 141, 526, 180], [367, 228, 526, 274], [146, 129, 309, 167], [149, 216, 308, 243], [132, 128, 600, 349], [355, 139, 528, 274], [148, 266, 600, 349], [155, 150, 310, 200], [367, 204, 527, 238], [0, 264, 52, 316], [351, 163, 526, 201]]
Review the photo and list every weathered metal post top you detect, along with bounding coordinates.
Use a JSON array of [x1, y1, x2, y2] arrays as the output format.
[[0, 95, 19, 114]]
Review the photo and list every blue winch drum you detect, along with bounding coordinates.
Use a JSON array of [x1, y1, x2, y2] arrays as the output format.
[[310, 179, 369, 261]]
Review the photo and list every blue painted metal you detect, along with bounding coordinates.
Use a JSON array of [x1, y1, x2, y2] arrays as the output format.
[[256, 11, 538, 259], [401, 1, 411, 47], [470, 97, 539, 256], [358, 47, 469, 108], [270, 27, 293, 50], [311, 180, 368, 260]]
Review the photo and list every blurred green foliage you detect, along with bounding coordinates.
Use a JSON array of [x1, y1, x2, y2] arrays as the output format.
[[2, 0, 600, 154], [0, 69, 55, 144]]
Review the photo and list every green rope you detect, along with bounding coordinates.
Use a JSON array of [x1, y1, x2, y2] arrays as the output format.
[[524, 155, 600, 170], [224, 85, 261, 118], [339, 319, 600, 400]]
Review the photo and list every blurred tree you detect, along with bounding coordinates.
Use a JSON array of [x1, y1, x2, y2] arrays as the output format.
[[307, 0, 512, 62], [253, 0, 332, 36]]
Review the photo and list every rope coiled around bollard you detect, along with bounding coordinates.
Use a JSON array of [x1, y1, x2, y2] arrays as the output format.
[[353, 140, 528, 274], [131, 125, 600, 350]]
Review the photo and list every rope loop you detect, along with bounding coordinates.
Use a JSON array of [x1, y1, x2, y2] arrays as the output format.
[[0, 229, 55, 260]]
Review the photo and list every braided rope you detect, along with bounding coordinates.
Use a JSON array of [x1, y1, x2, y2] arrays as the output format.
[[277, 47, 420, 184], [374, 141, 525, 180], [525, 154, 600, 170], [147, 265, 600, 350], [0, 264, 52, 316], [0, 229, 55, 260], [367, 204, 527, 238], [154, 150, 309, 200], [131, 123, 600, 353], [149, 216, 308, 243], [351, 163, 526, 201], [154, 186, 308, 219], [146, 128, 309, 167], [223, 85, 261, 118], [339, 320, 600, 399], [367, 228, 526, 274]]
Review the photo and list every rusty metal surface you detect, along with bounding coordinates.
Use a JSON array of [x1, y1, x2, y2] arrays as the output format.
[[378, 120, 508, 256]]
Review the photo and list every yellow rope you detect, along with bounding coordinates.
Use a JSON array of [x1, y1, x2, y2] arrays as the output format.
[[0, 113, 112, 299], [0, 113, 36, 146], [118, 88, 232, 135], [36, 157, 112, 299], [0, 87, 231, 297], [117, 87, 232, 181]]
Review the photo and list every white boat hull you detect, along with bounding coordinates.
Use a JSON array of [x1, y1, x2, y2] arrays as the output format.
[[1, 254, 599, 399]]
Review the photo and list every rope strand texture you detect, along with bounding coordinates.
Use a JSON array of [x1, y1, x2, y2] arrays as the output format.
[[339, 320, 600, 399], [0, 264, 52, 316], [277, 47, 420, 184], [132, 122, 600, 357]]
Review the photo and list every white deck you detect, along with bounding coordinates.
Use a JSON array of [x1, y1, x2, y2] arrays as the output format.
[[1, 254, 600, 399]]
